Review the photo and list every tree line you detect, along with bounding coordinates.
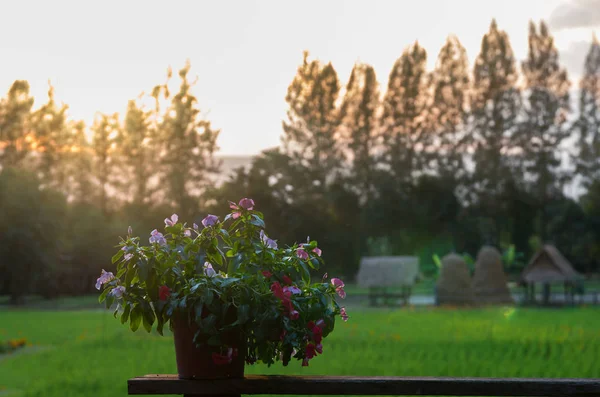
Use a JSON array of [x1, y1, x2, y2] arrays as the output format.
[[1, 20, 599, 303]]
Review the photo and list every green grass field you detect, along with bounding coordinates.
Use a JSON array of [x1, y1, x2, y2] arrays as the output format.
[[1, 305, 599, 397]]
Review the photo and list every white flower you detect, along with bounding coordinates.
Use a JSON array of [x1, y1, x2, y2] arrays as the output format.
[[95, 269, 114, 290], [164, 214, 178, 226], [204, 262, 217, 278], [109, 286, 126, 299]]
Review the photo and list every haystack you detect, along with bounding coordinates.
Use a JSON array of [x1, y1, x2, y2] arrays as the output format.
[[435, 253, 475, 306], [472, 246, 514, 304]]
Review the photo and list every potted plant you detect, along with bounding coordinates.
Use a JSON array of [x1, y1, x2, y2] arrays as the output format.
[[96, 198, 349, 379]]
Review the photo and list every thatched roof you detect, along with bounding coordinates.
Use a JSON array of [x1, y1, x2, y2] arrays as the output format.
[[521, 245, 584, 283], [436, 253, 475, 305], [356, 256, 419, 288], [472, 246, 514, 304]]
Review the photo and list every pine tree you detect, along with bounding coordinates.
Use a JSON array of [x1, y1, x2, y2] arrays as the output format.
[[519, 20, 571, 238], [468, 19, 521, 202], [120, 99, 156, 207], [429, 35, 470, 182], [380, 42, 430, 188], [575, 34, 600, 187], [91, 113, 120, 215], [0, 80, 35, 168], [282, 51, 342, 188], [158, 62, 221, 218], [339, 62, 380, 199], [30, 82, 71, 192], [70, 120, 94, 204]]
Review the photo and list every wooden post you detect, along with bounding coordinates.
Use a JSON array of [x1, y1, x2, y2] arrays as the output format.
[[542, 283, 551, 305]]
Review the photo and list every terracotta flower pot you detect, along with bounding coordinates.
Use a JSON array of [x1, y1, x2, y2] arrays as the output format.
[[172, 314, 245, 379]]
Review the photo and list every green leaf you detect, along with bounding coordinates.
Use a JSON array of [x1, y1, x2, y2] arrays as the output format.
[[250, 214, 265, 228], [201, 314, 217, 333], [194, 301, 204, 320], [432, 254, 442, 269], [142, 309, 155, 333], [111, 249, 124, 264], [156, 318, 164, 336], [125, 261, 135, 287], [130, 305, 142, 332], [138, 261, 149, 283], [98, 287, 110, 303], [203, 289, 214, 305], [220, 277, 240, 288], [105, 295, 114, 310], [233, 304, 250, 325], [207, 335, 221, 346], [179, 296, 187, 309], [121, 304, 131, 324]]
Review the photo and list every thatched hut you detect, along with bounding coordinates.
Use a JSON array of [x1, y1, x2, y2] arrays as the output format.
[[356, 256, 419, 306], [521, 245, 584, 305], [472, 246, 514, 304], [435, 253, 475, 306]]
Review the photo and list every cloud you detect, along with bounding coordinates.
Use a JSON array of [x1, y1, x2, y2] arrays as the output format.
[[559, 39, 594, 77], [549, 0, 600, 30]]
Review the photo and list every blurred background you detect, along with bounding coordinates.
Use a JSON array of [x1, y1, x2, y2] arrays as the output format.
[[1, 0, 599, 395]]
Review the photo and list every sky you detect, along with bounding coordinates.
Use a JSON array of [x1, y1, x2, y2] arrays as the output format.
[[0, 0, 599, 156]]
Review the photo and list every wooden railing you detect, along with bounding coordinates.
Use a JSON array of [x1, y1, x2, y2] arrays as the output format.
[[128, 375, 600, 396]]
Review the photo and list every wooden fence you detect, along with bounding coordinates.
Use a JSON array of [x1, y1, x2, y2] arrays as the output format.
[[128, 375, 600, 397]]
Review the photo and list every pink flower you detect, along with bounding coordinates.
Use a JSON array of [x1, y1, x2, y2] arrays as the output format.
[[238, 198, 254, 210], [228, 200, 238, 210], [340, 307, 349, 322], [159, 285, 170, 301], [184, 229, 191, 237], [289, 310, 299, 320], [302, 358, 309, 366], [232, 212, 241, 219], [95, 269, 114, 290], [149, 229, 167, 246], [296, 249, 309, 260], [271, 282, 285, 300], [282, 275, 293, 285], [331, 278, 346, 299], [127, 226, 133, 236], [315, 343, 323, 354], [124, 253, 133, 262], [201, 214, 219, 227], [261, 270, 273, 278], [164, 214, 178, 227], [193, 223, 199, 230], [305, 343, 317, 359], [313, 247, 322, 256], [212, 348, 237, 365]]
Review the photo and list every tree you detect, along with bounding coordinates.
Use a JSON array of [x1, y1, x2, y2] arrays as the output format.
[[70, 120, 94, 204], [158, 62, 221, 219], [429, 35, 470, 182], [466, 20, 521, 244], [282, 51, 342, 189], [0, 167, 67, 304], [91, 113, 120, 215], [518, 20, 571, 239], [339, 62, 380, 199], [120, 99, 156, 208], [380, 42, 430, 188], [575, 34, 600, 187], [30, 82, 71, 193], [0, 80, 35, 168]]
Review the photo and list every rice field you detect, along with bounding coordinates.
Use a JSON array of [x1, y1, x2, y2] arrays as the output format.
[[1, 306, 599, 397]]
